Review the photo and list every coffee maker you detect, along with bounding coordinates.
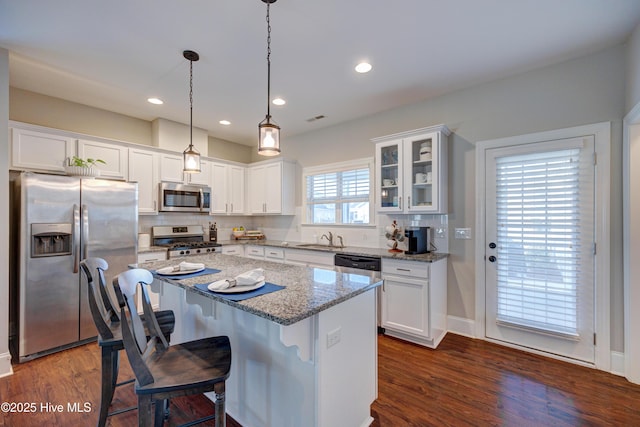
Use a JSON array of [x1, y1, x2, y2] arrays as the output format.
[[404, 227, 432, 254]]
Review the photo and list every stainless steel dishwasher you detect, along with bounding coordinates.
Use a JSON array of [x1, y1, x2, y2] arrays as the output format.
[[334, 253, 384, 333]]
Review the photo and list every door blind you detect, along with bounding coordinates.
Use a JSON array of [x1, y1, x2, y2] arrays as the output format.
[[494, 148, 594, 337]]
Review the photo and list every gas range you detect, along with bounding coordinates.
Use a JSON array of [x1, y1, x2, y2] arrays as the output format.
[[152, 225, 221, 259]]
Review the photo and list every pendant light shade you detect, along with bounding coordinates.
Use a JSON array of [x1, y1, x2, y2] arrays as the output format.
[[258, 119, 280, 156], [258, 0, 281, 156], [183, 50, 201, 173]]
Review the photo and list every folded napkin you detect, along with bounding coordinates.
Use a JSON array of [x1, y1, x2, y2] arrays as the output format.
[[208, 268, 265, 291], [157, 261, 205, 275]]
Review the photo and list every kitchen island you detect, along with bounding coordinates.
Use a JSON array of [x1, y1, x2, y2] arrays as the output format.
[[138, 253, 382, 427]]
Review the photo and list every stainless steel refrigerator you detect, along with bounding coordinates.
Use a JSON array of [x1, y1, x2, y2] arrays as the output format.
[[12, 172, 138, 362]]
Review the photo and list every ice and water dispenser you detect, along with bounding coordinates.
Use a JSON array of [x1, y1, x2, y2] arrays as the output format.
[[31, 223, 72, 257]]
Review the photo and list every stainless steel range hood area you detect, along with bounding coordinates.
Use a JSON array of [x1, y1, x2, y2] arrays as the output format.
[[151, 118, 208, 156]]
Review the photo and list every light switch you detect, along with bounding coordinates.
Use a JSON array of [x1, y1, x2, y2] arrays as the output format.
[[454, 228, 472, 239]]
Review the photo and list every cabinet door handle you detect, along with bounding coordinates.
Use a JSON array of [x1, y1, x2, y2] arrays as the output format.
[[399, 196, 402, 210], [231, 203, 234, 212], [396, 268, 411, 272], [225, 203, 228, 213], [407, 196, 411, 209]]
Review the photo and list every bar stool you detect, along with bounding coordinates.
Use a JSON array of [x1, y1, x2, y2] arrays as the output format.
[[114, 268, 231, 427], [80, 258, 175, 427]]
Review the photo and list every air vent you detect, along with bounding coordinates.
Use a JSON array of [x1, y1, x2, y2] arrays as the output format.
[[306, 115, 326, 123]]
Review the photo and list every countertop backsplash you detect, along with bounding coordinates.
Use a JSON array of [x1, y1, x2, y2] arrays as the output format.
[[138, 210, 449, 253]]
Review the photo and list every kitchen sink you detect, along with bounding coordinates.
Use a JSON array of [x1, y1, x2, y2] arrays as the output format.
[[295, 243, 344, 250]]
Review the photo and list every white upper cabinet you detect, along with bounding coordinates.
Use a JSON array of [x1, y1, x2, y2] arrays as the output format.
[[159, 153, 185, 183], [373, 125, 449, 214], [159, 153, 211, 186], [77, 139, 129, 180], [247, 159, 296, 215], [10, 127, 75, 173], [211, 162, 245, 215], [129, 148, 159, 214]]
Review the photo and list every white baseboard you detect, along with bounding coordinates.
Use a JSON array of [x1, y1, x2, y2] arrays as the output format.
[[447, 315, 476, 338], [610, 350, 625, 377], [0, 351, 13, 378]]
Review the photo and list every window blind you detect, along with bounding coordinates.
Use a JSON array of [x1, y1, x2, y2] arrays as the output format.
[[494, 148, 594, 337], [305, 166, 370, 224]]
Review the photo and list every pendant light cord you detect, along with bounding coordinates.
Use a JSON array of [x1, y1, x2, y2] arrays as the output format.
[[189, 58, 194, 148], [266, 1, 272, 120]]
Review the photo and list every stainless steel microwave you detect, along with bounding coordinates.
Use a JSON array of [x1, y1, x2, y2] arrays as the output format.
[[159, 182, 211, 213]]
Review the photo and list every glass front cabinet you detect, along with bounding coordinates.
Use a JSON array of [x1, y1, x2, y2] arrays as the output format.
[[373, 125, 449, 214]]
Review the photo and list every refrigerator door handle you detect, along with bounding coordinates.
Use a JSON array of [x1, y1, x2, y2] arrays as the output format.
[[82, 204, 89, 261], [73, 204, 80, 273]]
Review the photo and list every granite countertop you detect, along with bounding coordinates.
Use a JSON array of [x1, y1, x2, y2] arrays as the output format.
[[218, 239, 448, 263], [139, 253, 383, 326]]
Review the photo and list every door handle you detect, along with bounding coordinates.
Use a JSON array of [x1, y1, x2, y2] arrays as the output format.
[[488, 255, 497, 262], [82, 204, 89, 261], [489, 242, 497, 249], [73, 204, 80, 273]]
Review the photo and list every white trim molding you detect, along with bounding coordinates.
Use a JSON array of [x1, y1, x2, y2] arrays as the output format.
[[623, 102, 640, 384], [0, 351, 13, 378], [475, 122, 611, 371]]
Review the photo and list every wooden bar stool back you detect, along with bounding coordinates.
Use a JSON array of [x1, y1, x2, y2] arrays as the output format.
[[115, 269, 231, 427], [80, 258, 174, 427]]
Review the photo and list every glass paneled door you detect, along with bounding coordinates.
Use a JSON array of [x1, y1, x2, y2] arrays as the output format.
[[377, 140, 402, 212], [484, 136, 596, 363], [403, 134, 439, 211]]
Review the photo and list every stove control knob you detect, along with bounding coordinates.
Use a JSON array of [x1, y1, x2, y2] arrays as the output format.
[[195, 249, 201, 254], [185, 250, 190, 255], [180, 250, 186, 255], [206, 248, 211, 253]]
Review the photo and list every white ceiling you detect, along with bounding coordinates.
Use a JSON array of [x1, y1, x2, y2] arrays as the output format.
[[2, 0, 640, 147]]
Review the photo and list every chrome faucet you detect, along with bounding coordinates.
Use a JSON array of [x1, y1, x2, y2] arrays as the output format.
[[321, 231, 334, 246], [336, 235, 345, 248]]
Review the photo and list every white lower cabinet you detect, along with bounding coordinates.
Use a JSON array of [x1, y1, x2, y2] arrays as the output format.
[[264, 247, 285, 263], [222, 245, 245, 257], [245, 245, 265, 260], [284, 248, 334, 268], [137, 251, 167, 312], [381, 257, 447, 348]]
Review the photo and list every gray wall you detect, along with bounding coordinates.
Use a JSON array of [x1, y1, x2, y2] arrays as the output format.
[[627, 23, 640, 112], [275, 44, 626, 351]]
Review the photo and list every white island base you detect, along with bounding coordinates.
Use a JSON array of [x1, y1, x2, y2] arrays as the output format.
[[156, 280, 377, 427]]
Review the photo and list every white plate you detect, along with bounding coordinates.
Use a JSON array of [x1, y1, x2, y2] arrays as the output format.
[[157, 266, 205, 276], [210, 281, 266, 293]]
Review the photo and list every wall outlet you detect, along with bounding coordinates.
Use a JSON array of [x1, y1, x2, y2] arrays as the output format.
[[454, 228, 472, 239], [327, 327, 341, 348], [435, 227, 446, 238]]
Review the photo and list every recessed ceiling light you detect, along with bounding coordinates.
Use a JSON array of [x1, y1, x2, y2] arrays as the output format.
[[355, 62, 372, 73], [219, 120, 231, 126], [147, 97, 164, 105], [272, 98, 286, 106]]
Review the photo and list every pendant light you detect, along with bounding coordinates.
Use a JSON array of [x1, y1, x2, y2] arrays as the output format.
[[183, 50, 201, 173], [258, 0, 281, 156]]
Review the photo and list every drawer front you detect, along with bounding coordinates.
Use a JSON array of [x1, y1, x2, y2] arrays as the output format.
[[264, 247, 285, 260], [222, 245, 244, 256], [382, 258, 430, 279], [138, 251, 167, 263], [246, 246, 265, 257]]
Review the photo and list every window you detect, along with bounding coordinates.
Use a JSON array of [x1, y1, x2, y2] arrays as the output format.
[[304, 159, 372, 225]]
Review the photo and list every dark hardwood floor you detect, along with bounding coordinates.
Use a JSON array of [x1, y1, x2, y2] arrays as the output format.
[[2, 333, 640, 426]]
